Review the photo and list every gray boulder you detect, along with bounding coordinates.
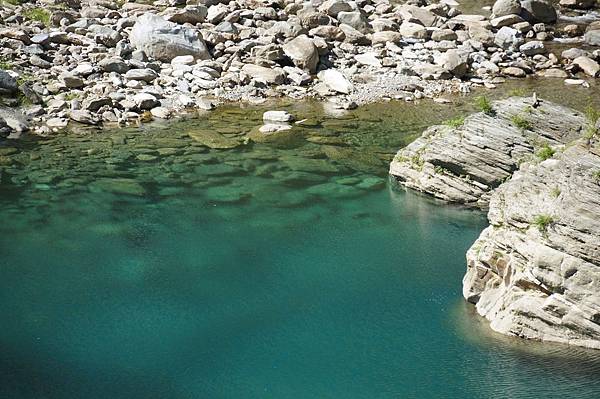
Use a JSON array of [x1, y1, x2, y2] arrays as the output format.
[[129, 13, 210, 62], [283, 35, 319, 73], [495, 26, 524, 49], [584, 30, 600, 46], [520, 0, 557, 23], [0, 71, 18, 94], [492, 0, 521, 17]]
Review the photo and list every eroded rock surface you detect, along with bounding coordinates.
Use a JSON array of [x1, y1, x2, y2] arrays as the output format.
[[464, 143, 600, 349], [389, 97, 586, 208]]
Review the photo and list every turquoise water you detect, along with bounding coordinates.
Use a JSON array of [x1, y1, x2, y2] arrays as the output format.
[[1, 99, 600, 398]]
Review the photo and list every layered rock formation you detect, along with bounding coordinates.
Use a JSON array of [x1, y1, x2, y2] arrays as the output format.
[[390, 97, 600, 348], [464, 143, 600, 348], [389, 97, 586, 208]]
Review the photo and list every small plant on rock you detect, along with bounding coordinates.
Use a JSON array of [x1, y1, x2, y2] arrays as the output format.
[[583, 104, 600, 141], [536, 144, 555, 161], [592, 170, 600, 183], [511, 114, 532, 131], [533, 214, 554, 233], [475, 95, 494, 116], [443, 116, 465, 128]]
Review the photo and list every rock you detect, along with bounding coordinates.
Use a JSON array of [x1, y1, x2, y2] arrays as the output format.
[[503, 66, 526, 77], [573, 56, 600, 77], [0, 70, 18, 94], [151, 106, 172, 119], [319, 0, 352, 17], [46, 117, 68, 129], [162, 5, 207, 24], [61, 73, 85, 89], [188, 129, 241, 148], [125, 68, 158, 82], [133, 93, 159, 110], [492, 0, 521, 17], [437, 49, 468, 77], [491, 14, 524, 28], [399, 22, 428, 39], [263, 111, 295, 123], [259, 123, 293, 133], [464, 143, 600, 349], [431, 29, 457, 42], [520, 0, 557, 24], [495, 26, 524, 49], [389, 97, 587, 208], [84, 97, 112, 112], [317, 69, 354, 94], [99, 57, 129, 73], [337, 11, 368, 32], [561, 48, 588, 60], [354, 52, 381, 67], [129, 13, 210, 62], [469, 25, 495, 46], [559, 0, 596, 9], [519, 40, 545, 55], [584, 30, 600, 47], [283, 35, 319, 74], [241, 64, 285, 85], [70, 110, 99, 125], [372, 31, 403, 45]]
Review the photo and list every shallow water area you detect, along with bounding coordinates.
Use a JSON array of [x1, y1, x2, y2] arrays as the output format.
[[1, 96, 600, 398]]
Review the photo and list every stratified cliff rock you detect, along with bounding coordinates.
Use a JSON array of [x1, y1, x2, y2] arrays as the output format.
[[389, 97, 587, 208], [390, 96, 600, 348], [463, 143, 600, 348]]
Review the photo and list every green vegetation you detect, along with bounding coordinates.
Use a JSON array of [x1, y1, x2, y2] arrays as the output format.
[[536, 144, 555, 161], [474, 96, 494, 116], [511, 114, 532, 131], [434, 165, 444, 174], [22, 7, 51, 26], [64, 92, 79, 101], [550, 187, 561, 198], [443, 116, 465, 128], [583, 104, 600, 140], [592, 170, 600, 183], [0, 60, 11, 70], [533, 214, 554, 233]]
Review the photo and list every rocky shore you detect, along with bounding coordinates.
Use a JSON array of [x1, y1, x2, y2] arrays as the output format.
[[464, 142, 600, 349], [390, 96, 600, 348], [0, 0, 599, 137], [389, 96, 588, 208]]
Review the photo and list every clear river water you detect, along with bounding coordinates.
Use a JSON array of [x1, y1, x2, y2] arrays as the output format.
[[1, 85, 600, 398]]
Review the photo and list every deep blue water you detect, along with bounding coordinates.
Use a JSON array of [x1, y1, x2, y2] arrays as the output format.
[[1, 100, 600, 398], [1, 186, 600, 399]]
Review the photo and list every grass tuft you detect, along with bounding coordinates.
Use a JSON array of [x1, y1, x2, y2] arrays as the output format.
[[533, 214, 554, 233], [536, 144, 555, 161], [511, 114, 532, 131], [443, 116, 465, 129], [22, 7, 51, 26], [474, 95, 494, 116]]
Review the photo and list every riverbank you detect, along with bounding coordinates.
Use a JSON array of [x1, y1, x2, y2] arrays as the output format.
[[389, 94, 600, 348], [1, 0, 599, 137]]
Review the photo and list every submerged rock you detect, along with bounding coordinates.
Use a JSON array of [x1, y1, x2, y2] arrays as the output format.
[[188, 129, 241, 149]]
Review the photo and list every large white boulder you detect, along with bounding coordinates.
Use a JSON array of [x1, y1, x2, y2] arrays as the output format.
[[129, 13, 211, 62]]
